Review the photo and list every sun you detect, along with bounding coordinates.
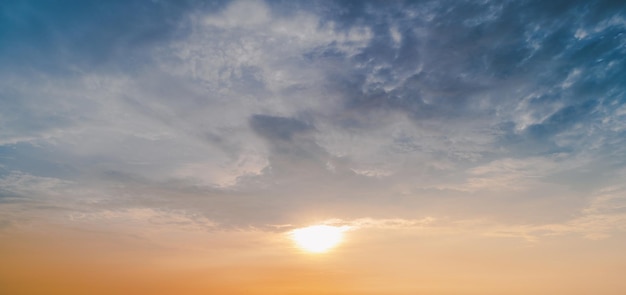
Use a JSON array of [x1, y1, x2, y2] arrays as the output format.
[[290, 225, 348, 253]]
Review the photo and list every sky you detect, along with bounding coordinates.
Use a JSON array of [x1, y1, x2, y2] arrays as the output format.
[[1, 0, 626, 294]]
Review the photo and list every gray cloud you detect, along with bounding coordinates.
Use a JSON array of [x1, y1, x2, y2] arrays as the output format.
[[250, 115, 313, 142]]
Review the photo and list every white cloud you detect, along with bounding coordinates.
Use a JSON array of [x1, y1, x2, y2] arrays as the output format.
[[469, 157, 555, 188], [173, 151, 268, 188], [350, 168, 393, 178], [70, 207, 217, 232], [310, 188, 626, 242], [0, 172, 73, 199], [203, 0, 271, 28]]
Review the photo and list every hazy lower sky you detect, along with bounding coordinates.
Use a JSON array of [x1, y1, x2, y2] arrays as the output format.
[[1, 0, 626, 294]]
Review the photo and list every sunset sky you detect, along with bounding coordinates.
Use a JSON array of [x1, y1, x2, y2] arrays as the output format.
[[1, 0, 626, 294]]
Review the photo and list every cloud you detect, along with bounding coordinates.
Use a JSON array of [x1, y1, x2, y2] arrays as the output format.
[[323, 217, 436, 230], [0, 0, 625, 240], [250, 115, 314, 142], [459, 157, 560, 192], [0, 171, 73, 200], [69, 207, 218, 233], [311, 183, 626, 242]]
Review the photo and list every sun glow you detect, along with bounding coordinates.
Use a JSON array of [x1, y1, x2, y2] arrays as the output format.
[[290, 225, 349, 253]]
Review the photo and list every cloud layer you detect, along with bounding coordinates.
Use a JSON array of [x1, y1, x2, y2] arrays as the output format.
[[1, 0, 625, 241]]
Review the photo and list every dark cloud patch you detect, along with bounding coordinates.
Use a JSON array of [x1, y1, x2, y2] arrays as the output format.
[[250, 114, 313, 142], [249, 114, 334, 179]]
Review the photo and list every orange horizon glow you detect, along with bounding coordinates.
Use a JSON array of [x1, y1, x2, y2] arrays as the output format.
[[2, 222, 626, 295]]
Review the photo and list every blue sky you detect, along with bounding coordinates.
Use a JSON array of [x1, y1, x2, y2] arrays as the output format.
[[1, 0, 626, 241]]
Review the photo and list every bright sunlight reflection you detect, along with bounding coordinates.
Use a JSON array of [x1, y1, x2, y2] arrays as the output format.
[[290, 225, 349, 253]]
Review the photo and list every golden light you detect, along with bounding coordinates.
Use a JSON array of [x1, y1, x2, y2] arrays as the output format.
[[290, 225, 349, 253]]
